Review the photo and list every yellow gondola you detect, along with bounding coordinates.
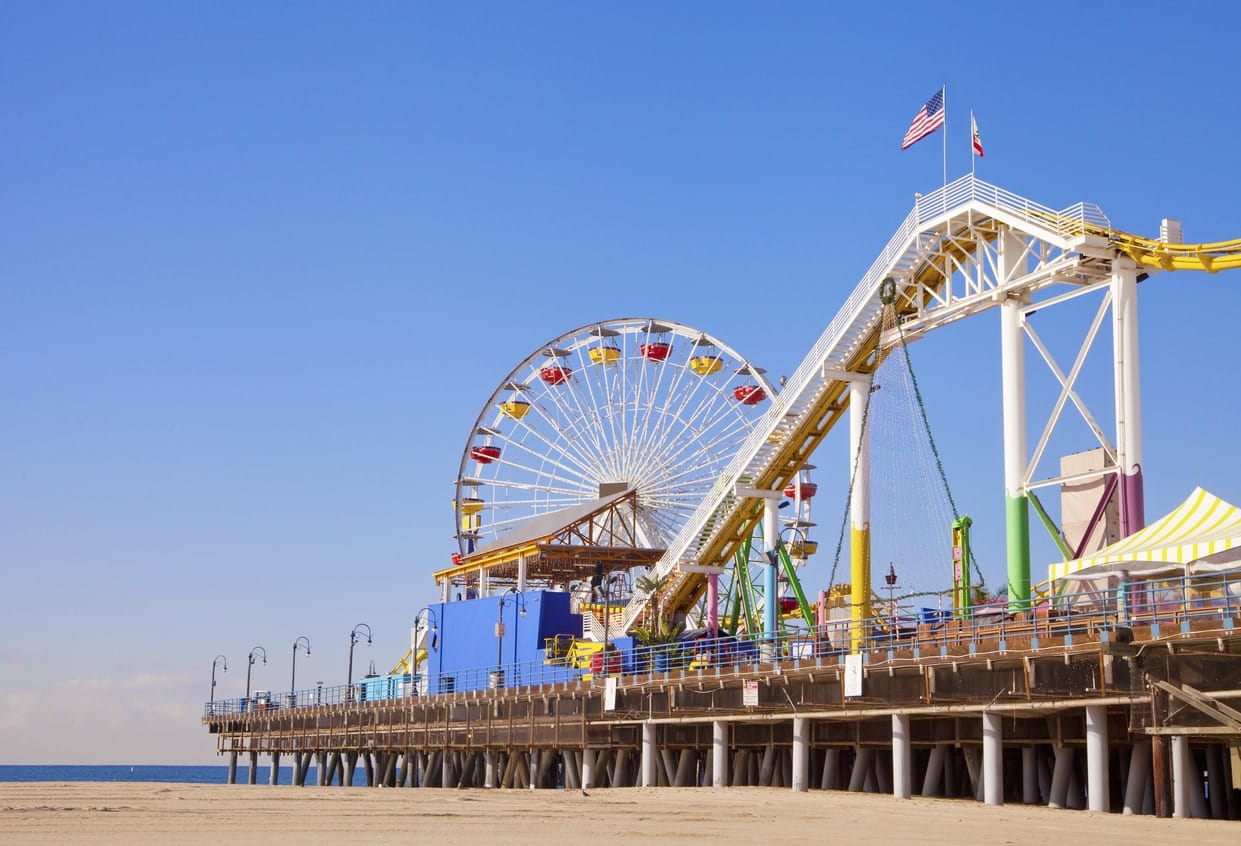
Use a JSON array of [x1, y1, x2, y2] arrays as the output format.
[[459, 497, 485, 515], [689, 354, 723, 376], [589, 345, 621, 365], [499, 399, 531, 419]]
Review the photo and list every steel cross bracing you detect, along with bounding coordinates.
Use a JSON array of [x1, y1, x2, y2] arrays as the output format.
[[621, 174, 1120, 631]]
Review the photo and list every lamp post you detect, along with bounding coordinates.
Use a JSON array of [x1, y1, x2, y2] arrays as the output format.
[[210, 654, 227, 705], [414, 607, 439, 695], [245, 646, 267, 699], [347, 623, 372, 687], [290, 636, 311, 696], [495, 587, 526, 688], [885, 563, 900, 642]]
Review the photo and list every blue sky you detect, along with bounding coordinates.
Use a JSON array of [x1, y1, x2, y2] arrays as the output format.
[[2, 3, 1239, 763]]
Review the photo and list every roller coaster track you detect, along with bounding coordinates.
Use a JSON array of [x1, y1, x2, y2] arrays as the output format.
[[620, 174, 1241, 633]]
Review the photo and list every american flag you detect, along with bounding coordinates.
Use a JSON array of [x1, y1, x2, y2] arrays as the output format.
[[901, 89, 945, 150]]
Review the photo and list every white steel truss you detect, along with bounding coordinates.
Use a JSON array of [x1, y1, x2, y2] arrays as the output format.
[[621, 173, 1137, 631]]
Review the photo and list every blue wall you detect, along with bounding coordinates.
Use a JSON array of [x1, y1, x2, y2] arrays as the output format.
[[425, 591, 585, 692]]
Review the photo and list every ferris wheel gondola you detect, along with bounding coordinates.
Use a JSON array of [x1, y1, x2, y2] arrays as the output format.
[[453, 318, 776, 559]]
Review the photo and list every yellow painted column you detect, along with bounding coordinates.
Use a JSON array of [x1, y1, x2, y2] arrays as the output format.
[[848, 377, 873, 652]]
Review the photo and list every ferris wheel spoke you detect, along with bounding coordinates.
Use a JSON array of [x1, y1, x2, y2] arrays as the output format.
[[635, 376, 743, 473], [631, 351, 694, 467], [534, 368, 615, 476], [481, 456, 600, 497], [644, 414, 755, 489], [505, 393, 612, 481]]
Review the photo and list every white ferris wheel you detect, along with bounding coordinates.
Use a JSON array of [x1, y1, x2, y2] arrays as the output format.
[[453, 318, 776, 558]]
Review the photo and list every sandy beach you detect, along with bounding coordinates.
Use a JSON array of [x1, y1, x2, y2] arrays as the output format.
[[1, 783, 1238, 846]]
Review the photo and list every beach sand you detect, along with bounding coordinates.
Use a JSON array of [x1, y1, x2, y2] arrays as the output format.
[[2, 782, 1238, 845]]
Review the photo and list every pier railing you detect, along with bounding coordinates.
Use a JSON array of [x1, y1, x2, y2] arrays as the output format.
[[205, 571, 1238, 717]]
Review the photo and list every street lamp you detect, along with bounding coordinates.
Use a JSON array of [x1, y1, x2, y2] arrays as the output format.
[[290, 636, 311, 695], [414, 607, 439, 654], [495, 587, 526, 687], [347, 623, 372, 687], [413, 607, 439, 694], [210, 654, 227, 704], [245, 646, 267, 699]]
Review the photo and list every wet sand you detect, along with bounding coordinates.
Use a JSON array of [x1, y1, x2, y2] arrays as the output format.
[[1, 782, 1238, 845]]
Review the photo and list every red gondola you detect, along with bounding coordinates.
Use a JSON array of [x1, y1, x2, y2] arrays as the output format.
[[451, 552, 463, 566], [471, 445, 502, 464], [733, 385, 766, 405], [782, 481, 817, 499], [540, 366, 572, 385], [640, 342, 672, 362]]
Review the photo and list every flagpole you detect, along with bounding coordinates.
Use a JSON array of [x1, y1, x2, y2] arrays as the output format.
[[941, 84, 947, 190], [970, 109, 976, 178]]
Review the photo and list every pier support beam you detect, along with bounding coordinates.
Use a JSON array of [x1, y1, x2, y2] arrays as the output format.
[[1085, 705, 1109, 812], [248, 751, 258, 785], [792, 717, 809, 792], [822, 748, 841, 791], [712, 721, 728, 788], [641, 723, 657, 788], [982, 712, 1002, 805], [227, 751, 237, 785], [582, 749, 595, 790], [1172, 736, 1190, 818], [1021, 746, 1038, 804], [891, 714, 911, 799], [485, 751, 497, 788], [1049, 745, 1073, 809], [1123, 742, 1151, 814], [922, 743, 946, 797], [269, 752, 280, 786], [848, 747, 873, 792]]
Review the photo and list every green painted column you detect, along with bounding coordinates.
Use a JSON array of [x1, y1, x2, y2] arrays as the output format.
[[1006, 494, 1030, 611]]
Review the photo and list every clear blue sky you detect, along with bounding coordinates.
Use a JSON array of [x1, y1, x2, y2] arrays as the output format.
[[3, 3, 1239, 764]]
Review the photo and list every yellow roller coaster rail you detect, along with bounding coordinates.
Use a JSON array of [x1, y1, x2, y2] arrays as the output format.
[[1027, 207, 1241, 273], [1110, 232, 1241, 273]]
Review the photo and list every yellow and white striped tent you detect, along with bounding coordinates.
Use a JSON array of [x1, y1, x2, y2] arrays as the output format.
[[1049, 487, 1241, 583]]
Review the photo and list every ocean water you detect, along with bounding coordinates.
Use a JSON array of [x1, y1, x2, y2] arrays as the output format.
[[0, 765, 297, 785]]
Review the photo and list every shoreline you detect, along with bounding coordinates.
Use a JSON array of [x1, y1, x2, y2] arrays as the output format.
[[2, 782, 1239, 845]]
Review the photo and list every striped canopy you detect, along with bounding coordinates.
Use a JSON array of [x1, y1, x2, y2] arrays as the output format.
[[1048, 487, 1241, 582]]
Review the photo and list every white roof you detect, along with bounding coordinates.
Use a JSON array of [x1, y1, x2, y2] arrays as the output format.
[[1049, 486, 1241, 582]]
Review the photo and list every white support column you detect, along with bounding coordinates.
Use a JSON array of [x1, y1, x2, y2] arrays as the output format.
[[999, 226, 1031, 612], [1171, 735, 1189, 818], [1085, 705, 1110, 812], [982, 711, 1003, 805], [642, 722, 657, 788], [1111, 256, 1144, 534], [892, 714, 912, 799], [712, 721, 728, 788], [517, 556, 528, 592], [484, 750, 496, 788], [582, 749, 595, 791], [792, 717, 809, 792]]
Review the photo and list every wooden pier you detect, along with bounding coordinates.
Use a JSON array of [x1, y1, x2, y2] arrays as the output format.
[[205, 611, 1241, 820]]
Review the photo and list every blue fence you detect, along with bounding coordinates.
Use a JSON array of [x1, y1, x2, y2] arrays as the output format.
[[204, 572, 1239, 717]]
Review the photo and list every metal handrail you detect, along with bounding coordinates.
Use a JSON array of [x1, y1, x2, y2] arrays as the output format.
[[206, 571, 1238, 717]]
